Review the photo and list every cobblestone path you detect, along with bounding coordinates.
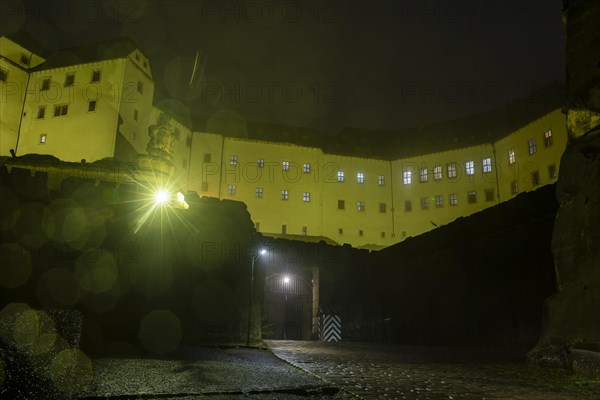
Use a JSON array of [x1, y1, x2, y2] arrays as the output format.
[[266, 341, 600, 400]]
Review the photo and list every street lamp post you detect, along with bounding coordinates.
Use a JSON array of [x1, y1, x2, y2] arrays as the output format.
[[246, 249, 266, 347]]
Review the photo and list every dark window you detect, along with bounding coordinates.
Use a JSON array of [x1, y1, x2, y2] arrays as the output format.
[[53, 104, 68, 116], [137, 80, 143, 93], [0, 68, 8, 82], [548, 164, 557, 179], [338, 200, 345, 210], [88, 100, 96, 112], [359, 229, 363, 237], [37, 106, 45, 119], [204, 153, 211, 163], [20, 54, 29, 65], [64, 73, 75, 87], [404, 200, 412, 212], [485, 188, 494, 202], [41, 78, 50, 91], [532, 170, 540, 186], [379, 203, 387, 213], [282, 225, 287, 234], [468, 191, 477, 203], [91, 69, 101, 83], [338, 228, 343, 235], [302, 226, 307, 235]]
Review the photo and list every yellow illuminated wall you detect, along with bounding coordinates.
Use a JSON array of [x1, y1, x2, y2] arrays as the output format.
[[2, 36, 568, 249]]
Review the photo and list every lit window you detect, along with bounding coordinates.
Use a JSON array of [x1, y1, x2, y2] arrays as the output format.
[[404, 200, 412, 212], [91, 69, 101, 83], [465, 160, 474, 176], [88, 100, 97, 112], [281, 190, 289, 200], [282, 161, 290, 171], [544, 130, 553, 147], [435, 195, 443, 208], [337, 171, 344, 182], [378, 175, 385, 186], [303, 192, 310, 202], [449, 193, 458, 206], [357, 172, 364, 183], [0, 68, 8, 82], [532, 170, 540, 186], [528, 138, 537, 155], [41, 77, 50, 91], [467, 191, 477, 204], [447, 162, 457, 178], [133, 109, 138, 121], [302, 226, 307, 235], [548, 164, 557, 179], [379, 203, 386, 213], [508, 149, 516, 164], [137, 80, 143, 93], [255, 187, 263, 198], [485, 188, 495, 202], [419, 167, 428, 182], [433, 165, 442, 181], [482, 157, 492, 173], [421, 197, 429, 209], [53, 104, 68, 117], [64, 72, 75, 87], [303, 163, 310, 173], [338, 200, 345, 209], [230, 155, 238, 166], [357, 201, 365, 211], [228, 185, 236, 195], [257, 158, 264, 168], [39, 134, 47, 144], [37, 106, 46, 119], [204, 153, 211, 162], [403, 170, 412, 185], [511, 180, 519, 194]]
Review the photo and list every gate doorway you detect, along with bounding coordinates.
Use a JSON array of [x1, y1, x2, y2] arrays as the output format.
[[262, 273, 312, 340]]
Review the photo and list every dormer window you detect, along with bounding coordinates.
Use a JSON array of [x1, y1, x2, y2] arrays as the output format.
[[20, 54, 29, 65]]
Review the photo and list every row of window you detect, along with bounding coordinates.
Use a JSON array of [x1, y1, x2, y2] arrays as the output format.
[[508, 130, 554, 164], [35, 102, 141, 121], [260, 222, 398, 240]]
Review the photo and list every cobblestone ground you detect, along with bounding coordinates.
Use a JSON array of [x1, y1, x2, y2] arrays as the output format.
[[266, 341, 600, 400]]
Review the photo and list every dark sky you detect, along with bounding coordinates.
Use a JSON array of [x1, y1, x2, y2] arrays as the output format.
[[4, 0, 565, 133]]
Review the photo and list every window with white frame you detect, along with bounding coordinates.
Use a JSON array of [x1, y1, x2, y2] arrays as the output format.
[[449, 193, 458, 206], [357, 201, 365, 211], [230, 155, 238, 165], [508, 149, 516, 164], [303, 192, 310, 202], [39, 134, 47, 144], [357, 172, 364, 183], [281, 190, 289, 200], [544, 130, 553, 147], [419, 167, 428, 182], [337, 171, 344, 182], [447, 162, 457, 178], [435, 195, 443, 208], [528, 138, 537, 155], [465, 160, 474, 175], [228, 185, 236, 195], [378, 175, 385, 186], [255, 187, 263, 198], [282, 161, 290, 171], [403, 170, 412, 185], [482, 157, 492, 173], [433, 165, 442, 181], [303, 163, 311, 173]]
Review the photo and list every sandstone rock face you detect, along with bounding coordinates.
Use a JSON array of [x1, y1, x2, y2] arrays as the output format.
[[546, 129, 600, 343]]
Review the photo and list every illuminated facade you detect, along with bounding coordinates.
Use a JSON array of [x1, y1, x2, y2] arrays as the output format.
[[1, 36, 567, 249]]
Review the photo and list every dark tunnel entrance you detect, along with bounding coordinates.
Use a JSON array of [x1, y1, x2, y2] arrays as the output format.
[[262, 273, 312, 340]]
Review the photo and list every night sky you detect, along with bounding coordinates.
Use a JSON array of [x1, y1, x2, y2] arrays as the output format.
[[3, 0, 565, 133]]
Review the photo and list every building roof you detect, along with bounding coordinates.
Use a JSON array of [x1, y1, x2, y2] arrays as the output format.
[[233, 82, 565, 160], [28, 37, 141, 71]]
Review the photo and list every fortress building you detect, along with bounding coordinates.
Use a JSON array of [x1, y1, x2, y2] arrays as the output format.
[[0, 34, 567, 249]]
